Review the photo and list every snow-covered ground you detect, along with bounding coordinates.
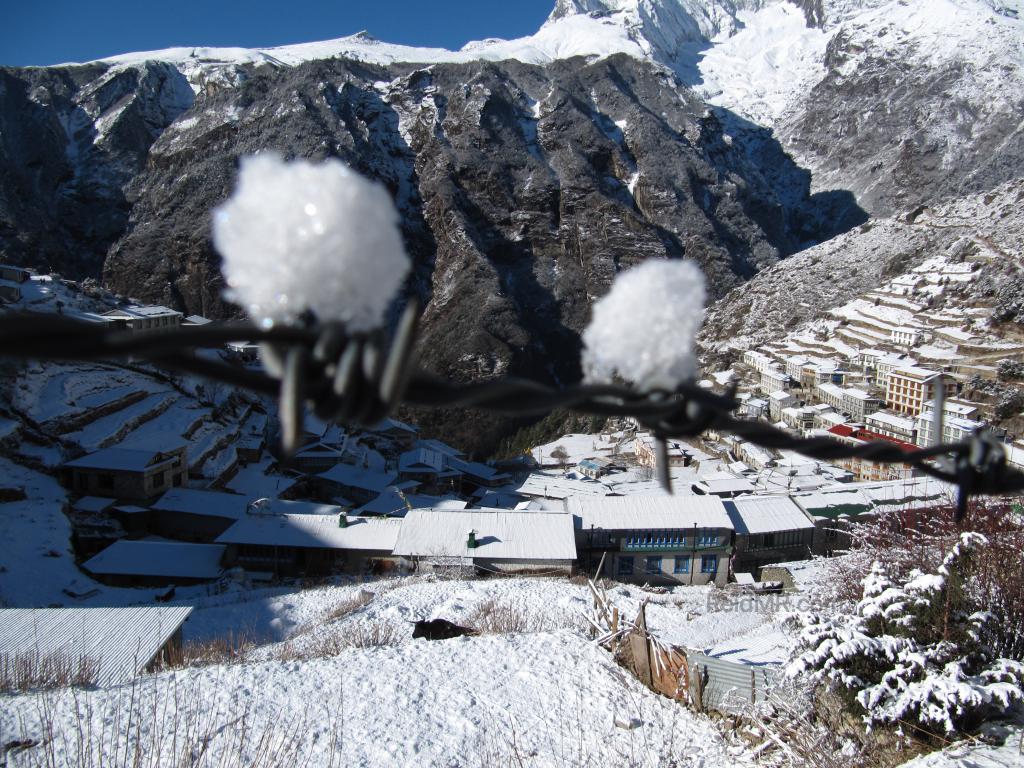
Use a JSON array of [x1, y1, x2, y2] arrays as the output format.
[[0, 628, 755, 767]]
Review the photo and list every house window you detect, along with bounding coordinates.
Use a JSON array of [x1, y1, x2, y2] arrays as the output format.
[[617, 556, 634, 576], [97, 474, 114, 490], [673, 556, 690, 574], [645, 556, 662, 574], [701, 555, 718, 574]]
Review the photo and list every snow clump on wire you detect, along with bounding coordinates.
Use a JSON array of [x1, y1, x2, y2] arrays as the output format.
[[213, 154, 410, 331], [582, 259, 706, 391]]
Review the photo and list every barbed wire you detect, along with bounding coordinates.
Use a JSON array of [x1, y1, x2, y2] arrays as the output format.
[[3, 308, 1023, 522]]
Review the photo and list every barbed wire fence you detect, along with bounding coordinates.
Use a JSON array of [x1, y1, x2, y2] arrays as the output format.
[[3, 305, 1023, 524]]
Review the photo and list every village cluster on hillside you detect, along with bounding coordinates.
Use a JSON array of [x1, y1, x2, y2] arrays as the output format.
[[701, 252, 1024, 482], [1, 258, 1009, 597]]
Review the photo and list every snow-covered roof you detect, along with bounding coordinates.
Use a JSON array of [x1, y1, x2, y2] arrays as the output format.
[[889, 365, 942, 381], [82, 541, 225, 579], [318, 464, 398, 492], [393, 509, 577, 561], [724, 496, 815, 535], [695, 477, 758, 494], [768, 390, 794, 401], [0, 606, 193, 685], [568, 496, 732, 531], [72, 496, 115, 513], [449, 457, 510, 482], [152, 490, 342, 520], [513, 473, 610, 500], [216, 514, 401, 551], [103, 305, 181, 319], [792, 489, 873, 518], [64, 447, 177, 472], [152, 488, 250, 519], [399, 448, 449, 472], [866, 411, 917, 431]]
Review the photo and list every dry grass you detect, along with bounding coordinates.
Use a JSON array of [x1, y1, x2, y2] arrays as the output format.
[[273, 619, 402, 661], [324, 589, 375, 623], [0, 651, 99, 694], [466, 598, 588, 636], [158, 631, 257, 670], [3, 673, 343, 768]]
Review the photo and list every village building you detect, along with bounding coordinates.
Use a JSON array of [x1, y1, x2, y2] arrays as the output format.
[[317, 463, 412, 506], [742, 350, 777, 375], [398, 448, 464, 494], [577, 457, 615, 479], [512, 472, 611, 500], [0, 606, 193, 685], [890, 326, 923, 347], [742, 397, 768, 419], [634, 435, 692, 468], [865, 411, 919, 444], [365, 417, 418, 450], [692, 474, 758, 498], [759, 368, 790, 395], [62, 444, 187, 502], [885, 366, 946, 416], [915, 399, 983, 447], [814, 382, 846, 412], [825, 424, 920, 482], [841, 388, 882, 422], [82, 540, 226, 586], [446, 456, 512, 491], [872, 354, 918, 388], [569, 496, 734, 587], [725, 496, 816, 575], [768, 391, 797, 422], [393, 508, 577, 575], [781, 405, 816, 433], [0, 264, 31, 283], [100, 305, 183, 332], [216, 513, 401, 576]]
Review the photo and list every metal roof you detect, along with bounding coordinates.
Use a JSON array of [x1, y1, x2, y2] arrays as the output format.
[[568, 495, 732, 531], [393, 508, 577, 561], [216, 514, 401, 551], [724, 496, 815, 535], [152, 488, 251, 519], [0, 606, 192, 685], [317, 464, 398, 492], [82, 541, 225, 579], [64, 447, 174, 472]]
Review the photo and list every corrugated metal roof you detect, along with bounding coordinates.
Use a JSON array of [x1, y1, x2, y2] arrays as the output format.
[[568, 496, 732, 531], [153, 488, 250, 519], [513, 474, 610, 499], [725, 496, 815, 535], [64, 447, 172, 472], [0, 606, 192, 685], [393, 508, 577, 561], [317, 464, 398, 492], [216, 514, 400, 551], [82, 541, 225, 579]]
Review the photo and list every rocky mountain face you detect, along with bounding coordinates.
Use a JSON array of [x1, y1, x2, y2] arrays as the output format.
[[0, 0, 1021, 451]]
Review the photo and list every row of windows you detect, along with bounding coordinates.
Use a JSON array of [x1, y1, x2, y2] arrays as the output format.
[[747, 530, 805, 550], [622, 532, 721, 548], [617, 555, 718, 576]]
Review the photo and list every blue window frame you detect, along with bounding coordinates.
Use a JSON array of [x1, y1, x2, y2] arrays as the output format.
[[645, 556, 662, 574], [673, 556, 690, 574], [701, 555, 718, 574], [618, 556, 634, 576]]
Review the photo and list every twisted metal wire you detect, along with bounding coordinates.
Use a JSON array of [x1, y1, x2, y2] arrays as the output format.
[[3, 309, 1023, 521]]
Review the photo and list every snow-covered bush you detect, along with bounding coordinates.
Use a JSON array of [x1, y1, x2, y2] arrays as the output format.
[[788, 533, 1024, 737]]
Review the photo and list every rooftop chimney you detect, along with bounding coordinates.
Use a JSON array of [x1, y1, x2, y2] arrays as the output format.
[[338, 512, 348, 528], [467, 529, 477, 549]]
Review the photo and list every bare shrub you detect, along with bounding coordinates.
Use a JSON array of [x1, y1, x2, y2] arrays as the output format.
[[467, 598, 588, 636], [274, 619, 402, 661], [158, 631, 256, 670], [0, 651, 99, 693], [324, 589, 374, 623]]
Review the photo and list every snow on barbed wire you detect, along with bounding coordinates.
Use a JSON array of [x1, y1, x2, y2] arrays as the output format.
[[212, 154, 410, 330], [581, 259, 706, 392]]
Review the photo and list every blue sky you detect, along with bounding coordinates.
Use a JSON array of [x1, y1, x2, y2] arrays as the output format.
[[2, 1, 556, 66]]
